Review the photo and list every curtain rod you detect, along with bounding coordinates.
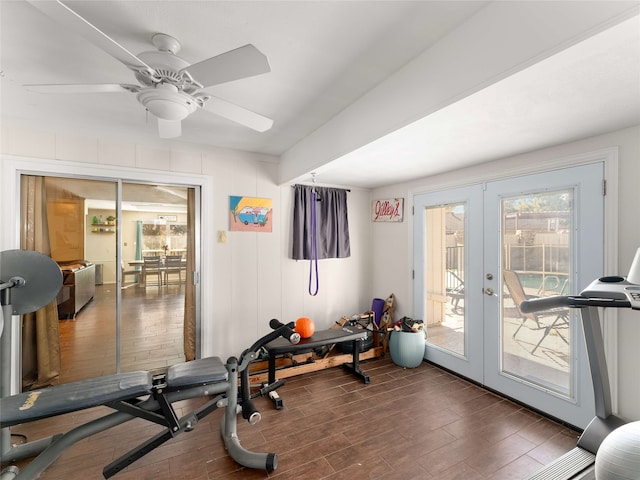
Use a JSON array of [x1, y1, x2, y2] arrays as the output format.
[[292, 184, 350, 192]]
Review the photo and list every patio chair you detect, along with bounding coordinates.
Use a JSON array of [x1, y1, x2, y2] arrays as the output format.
[[503, 269, 570, 354], [446, 270, 465, 313]]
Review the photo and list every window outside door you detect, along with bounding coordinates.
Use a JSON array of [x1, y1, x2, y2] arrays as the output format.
[[414, 163, 604, 428]]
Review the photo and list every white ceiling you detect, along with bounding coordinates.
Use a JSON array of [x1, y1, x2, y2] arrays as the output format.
[[1, 1, 639, 190], [318, 14, 640, 188]]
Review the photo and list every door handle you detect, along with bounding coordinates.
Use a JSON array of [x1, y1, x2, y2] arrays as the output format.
[[484, 287, 497, 297]]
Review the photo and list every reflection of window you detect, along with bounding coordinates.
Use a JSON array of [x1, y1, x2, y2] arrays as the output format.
[[143, 224, 164, 236], [142, 223, 187, 253], [169, 224, 187, 251]]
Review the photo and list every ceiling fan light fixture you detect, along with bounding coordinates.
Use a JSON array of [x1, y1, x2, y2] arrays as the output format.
[[136, 84, 197, 121], [24, 1, 273, 137]]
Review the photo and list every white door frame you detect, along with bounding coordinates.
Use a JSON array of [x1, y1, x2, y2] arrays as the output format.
[[409, 147, 619, 413], [0, 155, 214, 359]]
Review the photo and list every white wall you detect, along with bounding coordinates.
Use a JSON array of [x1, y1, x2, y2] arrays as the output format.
[[202, 147, 373, 358], [3, 122, 637, 421], [0, 125, 373, 362], [369, 125, 640, 422]]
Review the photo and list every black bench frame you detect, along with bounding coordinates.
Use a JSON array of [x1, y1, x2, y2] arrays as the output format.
[[0, 321, 299, 479], [265, 326, 371, 385]]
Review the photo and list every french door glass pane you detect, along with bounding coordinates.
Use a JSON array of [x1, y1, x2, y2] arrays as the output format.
[[501, 189, 573, 397], [425, 202, 465, 356]]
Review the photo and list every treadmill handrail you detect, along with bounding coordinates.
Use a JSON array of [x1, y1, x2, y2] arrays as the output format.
[[520, 295, 631, 313]]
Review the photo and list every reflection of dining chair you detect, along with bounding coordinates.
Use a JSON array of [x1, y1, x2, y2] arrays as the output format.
[[121, 261, 139, 289], [164, 255, 184, 285], [142, 256, 162, 287], [503, 269, 570, 354]]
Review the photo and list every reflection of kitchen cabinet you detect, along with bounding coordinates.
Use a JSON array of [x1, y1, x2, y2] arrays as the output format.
[[47, 199, 85, 261], [56, 262, 95, 319]]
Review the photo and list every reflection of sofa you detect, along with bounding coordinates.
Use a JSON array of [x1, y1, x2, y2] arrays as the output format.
[[56, 262, 95, 319]]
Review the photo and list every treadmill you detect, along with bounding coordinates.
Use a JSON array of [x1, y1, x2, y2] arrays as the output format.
[[523, 259, 640, 480]]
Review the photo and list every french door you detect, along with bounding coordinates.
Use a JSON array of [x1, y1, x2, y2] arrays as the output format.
[[414, 163, 604, 428]]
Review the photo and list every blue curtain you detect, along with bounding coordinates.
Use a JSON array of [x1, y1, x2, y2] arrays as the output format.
[[135, 220, 142, 260], [292, 185, 350, 260]]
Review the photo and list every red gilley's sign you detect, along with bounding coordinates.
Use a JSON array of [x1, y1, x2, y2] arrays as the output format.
[[372, 198, 404, 222]]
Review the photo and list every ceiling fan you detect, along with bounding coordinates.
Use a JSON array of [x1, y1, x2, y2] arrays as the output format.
[[24, 0, 273, 138]]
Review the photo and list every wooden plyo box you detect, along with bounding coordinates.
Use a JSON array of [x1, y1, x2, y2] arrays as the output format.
[[248, 343, 383, 386]]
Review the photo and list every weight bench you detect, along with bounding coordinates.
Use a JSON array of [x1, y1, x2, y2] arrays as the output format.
[[261, 326, 370, 408], [265, 326, 370, 384], [0, 357, 229, 479], [1, 251, 300, 479], [1, 321, 301, 479]]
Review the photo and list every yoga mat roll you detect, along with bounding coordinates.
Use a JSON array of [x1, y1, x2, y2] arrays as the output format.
[[371, 298, 385, 327]]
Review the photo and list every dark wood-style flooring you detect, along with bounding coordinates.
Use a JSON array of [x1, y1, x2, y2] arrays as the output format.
[[6, 283, 581, 479], [9, 355, 580, 479], [58, 283, 186, 383]]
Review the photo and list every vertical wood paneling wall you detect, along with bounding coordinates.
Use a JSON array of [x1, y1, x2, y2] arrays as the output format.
[[0, 125, 373, 361]]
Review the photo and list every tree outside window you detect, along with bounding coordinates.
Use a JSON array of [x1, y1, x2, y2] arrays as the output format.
[[142, 223, 187, 254]]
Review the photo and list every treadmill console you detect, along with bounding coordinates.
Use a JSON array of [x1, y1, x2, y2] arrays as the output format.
[[580, 276, 640, 310]]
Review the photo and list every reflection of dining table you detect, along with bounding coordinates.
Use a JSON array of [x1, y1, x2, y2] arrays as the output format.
[[128, 258, 186, 287]]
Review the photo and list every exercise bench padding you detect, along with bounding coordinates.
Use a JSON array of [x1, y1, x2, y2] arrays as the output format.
[[166, 356, 227, 390], [0, 321, 300, 479], [0, 371, 153, 428]]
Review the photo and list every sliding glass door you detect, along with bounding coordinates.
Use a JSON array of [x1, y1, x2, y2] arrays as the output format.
[[119, 182, 191, 374], [21, 174, 194, 384]]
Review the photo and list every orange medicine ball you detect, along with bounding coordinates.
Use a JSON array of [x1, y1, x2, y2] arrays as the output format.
[[295, 317, 315, 338]]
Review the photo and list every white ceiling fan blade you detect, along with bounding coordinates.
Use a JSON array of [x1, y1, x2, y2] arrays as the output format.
[[25, 84, 140, 94], [157, 118, 182, 138], [26, 1, 156, 78], [202, 97, 273, 132], [182, 44, 271, 88]]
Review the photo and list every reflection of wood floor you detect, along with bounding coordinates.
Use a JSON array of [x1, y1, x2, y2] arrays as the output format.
[[11, 356, 580, 479], [58, 284, 185, 383]]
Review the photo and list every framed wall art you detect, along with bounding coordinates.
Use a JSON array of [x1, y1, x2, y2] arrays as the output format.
[[229, 196, 273, 232], [372, 198, 404, 222]]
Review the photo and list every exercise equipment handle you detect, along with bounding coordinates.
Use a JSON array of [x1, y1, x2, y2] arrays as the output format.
[[521, 295, 632, 313], [520, 295, 572, 313], [269, 319, 301, 345], [237, 319, 301, 427], [241, 398, 261, 425], [243, 320, 300, 359]]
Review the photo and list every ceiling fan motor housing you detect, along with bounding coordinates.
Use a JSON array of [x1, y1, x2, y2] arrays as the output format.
[[134, 49, 192, 86]]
